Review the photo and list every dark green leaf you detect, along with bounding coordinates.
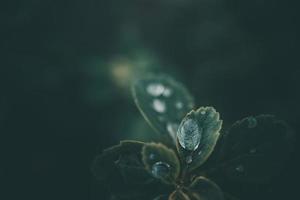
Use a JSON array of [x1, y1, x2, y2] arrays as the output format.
[[189, 176, 224, 200], [91, 140, 160, 196], [142, 142, 180, 184], [216, 115, 294, 184], [132, 74, 194, 144], [176, 107, 222, 171]]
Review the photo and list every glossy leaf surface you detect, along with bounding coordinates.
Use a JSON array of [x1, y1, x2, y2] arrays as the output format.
[[176, 107, 222, 171], [142, 142, 180, 184]]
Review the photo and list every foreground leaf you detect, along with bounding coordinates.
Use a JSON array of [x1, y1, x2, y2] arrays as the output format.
[[142, 143, 180, 184], [132, 74, 194, 144], [91, 140, 162, 197], [176, 107, 222, 171], [217, 115, 294, 184]]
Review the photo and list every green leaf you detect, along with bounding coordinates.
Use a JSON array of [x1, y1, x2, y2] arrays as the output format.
[[91, 140, 145, 182], [91, 140, 160, 196], [132, 74, 194, 144], [216, 115, 294, 184], [189, 176, 224, 200], [142, 142, 180, 184], [176, 107, 222, 171]]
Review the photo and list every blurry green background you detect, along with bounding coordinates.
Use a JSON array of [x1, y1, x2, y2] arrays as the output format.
[[1, 0, 299, 199]]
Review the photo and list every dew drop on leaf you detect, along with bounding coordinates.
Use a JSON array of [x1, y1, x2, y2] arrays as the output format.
[[147, 83, 165, 96], [152, 99, 166, 113], [200, 111, 206, 115], [132, 75, 195, 142], [151, 161, 170, 179], [177, 118, 202, 151], [247, 116, 257, 128]]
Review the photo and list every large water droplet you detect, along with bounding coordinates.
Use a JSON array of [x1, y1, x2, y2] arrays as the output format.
[[235, 165, 244, 172], [151, 161, 170, 179], [152, 99, 166, 113], [167, 122, 179, 143], [177, 118, 202, 151], [247, 117, 257, 128], [147, 83, 165, 96]]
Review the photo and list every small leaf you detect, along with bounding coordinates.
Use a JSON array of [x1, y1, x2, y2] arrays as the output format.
[[189, 176, 224, 200], [132, 74, 194, 144], [169, 190, 191, 200], [217, 115, 294, 184], [176, 107, 222, 171], [142, 143, 180, 184], [91, 140, 159, 196], [91, 140, 146, 182]]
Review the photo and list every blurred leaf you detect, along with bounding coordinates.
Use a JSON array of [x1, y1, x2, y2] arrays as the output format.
[[91, 140, 162, 197], [142, 142, 180, 184], [189, 176, 224, 200], [132, 74, 194, 144], [216, 115, 294, 184], [176, 107, 222, 171]]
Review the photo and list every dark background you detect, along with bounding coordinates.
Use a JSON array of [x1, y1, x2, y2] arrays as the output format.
[[1, 0, 299, 199]]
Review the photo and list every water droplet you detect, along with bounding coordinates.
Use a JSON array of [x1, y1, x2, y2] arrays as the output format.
[[250, 148, 257, 153], [175, 101, 183, 109], [167, 123, 179, 143], [235, 165, 244, 172], [186, 155, 193, 164], [177, 118, 202, 151], [152, 99, 166, 113], [147, 83, 165, 96], [149, 153, 155, 160], [162, 87, 172, 97], [200, 111, 206, 115], [151, 161, 170, 179], [247, 117, 257, 128]]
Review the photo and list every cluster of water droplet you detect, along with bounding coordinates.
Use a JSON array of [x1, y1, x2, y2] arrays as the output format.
[[247, 117, 257, 128], [146, 83, 173, 113], [146, 82, 188, 143]]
